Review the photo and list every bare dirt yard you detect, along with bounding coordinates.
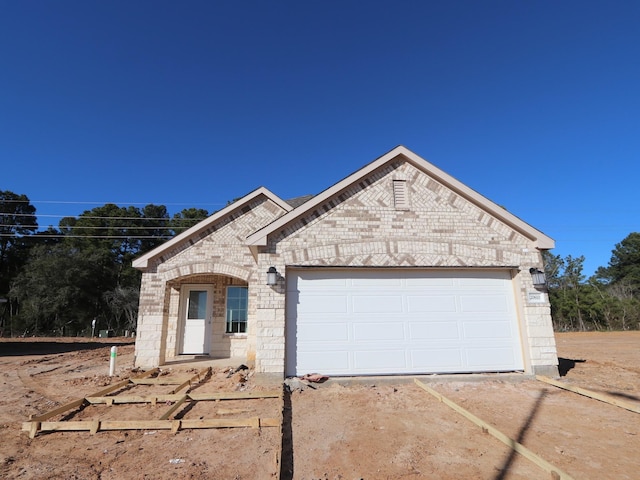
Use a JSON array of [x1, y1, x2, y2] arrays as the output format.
[[1, 332, 638, 479]]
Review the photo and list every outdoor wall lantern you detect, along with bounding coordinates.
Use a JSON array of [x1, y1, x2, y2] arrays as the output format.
[[266, 266, 279, 286], [529, 268, 547, 288]]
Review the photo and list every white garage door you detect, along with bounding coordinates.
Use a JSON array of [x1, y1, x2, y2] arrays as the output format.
[[286, 269, 524, 376]]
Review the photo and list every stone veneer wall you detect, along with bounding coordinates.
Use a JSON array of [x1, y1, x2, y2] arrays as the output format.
[[253, 160, 558, 376]]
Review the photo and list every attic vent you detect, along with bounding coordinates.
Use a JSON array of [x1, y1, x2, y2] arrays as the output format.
[[393, 179, 409, 210]]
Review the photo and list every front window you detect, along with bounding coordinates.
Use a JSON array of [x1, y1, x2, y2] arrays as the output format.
[[226, 286, 248, 333]]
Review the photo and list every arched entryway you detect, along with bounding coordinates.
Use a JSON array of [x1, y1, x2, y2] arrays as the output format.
[[169, 274, 249, 360]]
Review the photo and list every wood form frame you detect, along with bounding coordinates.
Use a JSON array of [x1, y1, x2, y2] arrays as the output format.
[[23, 367, 282, 439]]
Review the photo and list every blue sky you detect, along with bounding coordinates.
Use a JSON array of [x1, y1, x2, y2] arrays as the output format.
[[1, 1, 639, 277]]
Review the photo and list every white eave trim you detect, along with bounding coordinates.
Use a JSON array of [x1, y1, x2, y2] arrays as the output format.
[[245, 146, 555, 250], [132, 187, 291, 270]]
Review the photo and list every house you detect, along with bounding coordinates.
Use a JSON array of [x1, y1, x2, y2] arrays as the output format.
[[132, 146, 559, 378]]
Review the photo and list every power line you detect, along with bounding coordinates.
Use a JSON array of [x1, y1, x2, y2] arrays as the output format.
[[0, 225, 192, 231], [0, 213, 206, 221], [0, 199, 225, 206], [0, 234, 172, 239], [0, 220, 201, 230]]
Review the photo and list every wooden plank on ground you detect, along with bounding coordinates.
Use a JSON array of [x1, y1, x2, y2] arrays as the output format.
[[159, 395, 188, 420], [86, 389, 281, 405], [132, 378, 186, 385], [414, 379, 575, 480], [169, 367, 212, 394], [275, 385, 285, 474], [181, 417, 280, 429], [28, 398, 87, 423], [25, 417, 281, 434], [189, 391, 281, 401], [86, 394, 185, 404], [536, 375, 640, 414]]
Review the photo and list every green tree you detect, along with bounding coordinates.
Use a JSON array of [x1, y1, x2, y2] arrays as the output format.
[[10, 243, 105, 336], [0, 191, 38, 335], [596, 232, 640, 293], [139, 204, 172, 254], [0, 191, 38, 294], [171, 208, 209, 234], [103, 286, 139, 333], [543, 252, 592, 331], [61, 203, 172, 289], [544, 241, 640, 332]]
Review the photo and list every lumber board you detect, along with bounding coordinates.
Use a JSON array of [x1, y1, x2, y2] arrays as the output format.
[[86, 390, 281, 404], [536, 375, 640, 414], [86, 394, 184, 404], [25, 417, 281, 434], [131, 378, 186, 385], [414, 379, 576, 480], [132, 367, 161, 379], [28, 421, 40, 439], [275, 385, 285, 474], [28, 398, 87, 423], [169, 367, 211, 394], [188, 390, 281, 401], [159, 395, 188, 420], [181, 417, 280, 429]]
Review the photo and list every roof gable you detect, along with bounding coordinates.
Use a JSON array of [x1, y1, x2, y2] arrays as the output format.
[[246, 146, 554, 249], [132, 187, 291, 270]]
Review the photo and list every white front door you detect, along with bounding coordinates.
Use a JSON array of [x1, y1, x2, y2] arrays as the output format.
[[180, 285, 213, 355]]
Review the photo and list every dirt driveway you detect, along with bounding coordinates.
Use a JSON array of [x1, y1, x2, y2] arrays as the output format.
[[1, 332, 638, 479]]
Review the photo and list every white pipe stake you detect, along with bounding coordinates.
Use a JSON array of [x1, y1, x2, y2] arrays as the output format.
[[109, 346, 117, 376]]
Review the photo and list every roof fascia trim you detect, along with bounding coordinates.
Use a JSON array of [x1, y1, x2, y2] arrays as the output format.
[[132, 186, 291, 270]]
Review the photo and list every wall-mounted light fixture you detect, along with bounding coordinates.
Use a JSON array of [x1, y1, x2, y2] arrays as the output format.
[[266, 266, 279, 286], [529, 267, 547, 288]]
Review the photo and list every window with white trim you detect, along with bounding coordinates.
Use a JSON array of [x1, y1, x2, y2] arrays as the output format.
[[226, 286, 248, 333]]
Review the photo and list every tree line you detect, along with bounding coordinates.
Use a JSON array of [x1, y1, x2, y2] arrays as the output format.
[[1, 189, 639, 336], [543, 232, 640, 331], [0, 190, 208, 337]]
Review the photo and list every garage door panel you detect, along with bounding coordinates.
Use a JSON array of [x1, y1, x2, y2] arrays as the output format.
[[411, 348, 464, 369], [458, 273, 507, 285], [459, 295, 510, 313], [286, 269, 524, 376], [352, 277, 403, 287], [410, 321, 460, 339], [466, 346, 517, 368], [353, 323, 405, 341], [354, 350, 407, 370], [295, 275, 348, 288], [296, 294, 348, 314], [297, 350, 350, 373], [463, 321, 513, 339], [352, 295, 403, 313], [297, 322, 349, 342], [407, 295, 457, 313], [405, 276, 456, 287]]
